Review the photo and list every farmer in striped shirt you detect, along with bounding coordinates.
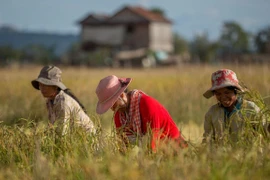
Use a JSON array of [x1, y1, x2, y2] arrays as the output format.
[[95, 75, 187, 152]]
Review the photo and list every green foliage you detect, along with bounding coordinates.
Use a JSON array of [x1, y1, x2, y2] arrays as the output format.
[[219, 21, 250, 54], [254, 26, 270, 54], [0, 44, 59, 66], [0, 46, 22, 65], [150, 7, 165, 16], [190, 33, 219, 63], [173, 33, 189, 54], [64, 46, 111, 66], [84, 49, 111, 67], [21, 44, 58, 64]]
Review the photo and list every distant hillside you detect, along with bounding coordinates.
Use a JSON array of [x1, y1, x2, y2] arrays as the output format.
[[0, 26, 79, 56]]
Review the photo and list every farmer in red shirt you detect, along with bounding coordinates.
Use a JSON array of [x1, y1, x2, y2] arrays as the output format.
[[95, 75, 188, 152]]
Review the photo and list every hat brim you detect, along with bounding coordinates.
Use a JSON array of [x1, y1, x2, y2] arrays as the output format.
[[203, 84, 243, 99], [96, 78, 132, 114], [31, 77, 67, 90]]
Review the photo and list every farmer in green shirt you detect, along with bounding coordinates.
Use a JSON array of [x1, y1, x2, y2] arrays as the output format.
[[202, 69, 267, 144]]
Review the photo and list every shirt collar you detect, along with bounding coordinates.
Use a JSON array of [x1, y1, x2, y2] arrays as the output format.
[[224, 97, 242, 117]]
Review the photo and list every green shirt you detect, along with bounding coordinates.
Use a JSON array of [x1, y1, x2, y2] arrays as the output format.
[[202, 98, 263, 144]]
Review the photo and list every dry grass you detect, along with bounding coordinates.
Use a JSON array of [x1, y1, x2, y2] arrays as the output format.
[[0, 63, 269, 179]]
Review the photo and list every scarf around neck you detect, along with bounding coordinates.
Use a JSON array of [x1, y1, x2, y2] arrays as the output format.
[[119, 89, 145, 138]]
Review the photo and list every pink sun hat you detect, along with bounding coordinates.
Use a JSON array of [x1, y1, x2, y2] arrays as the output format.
[[95, 75, 132, 114], [203, 69, 243, 99]]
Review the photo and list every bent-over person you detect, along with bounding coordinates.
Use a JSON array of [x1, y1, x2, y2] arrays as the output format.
[[95, 75, 188, 152]]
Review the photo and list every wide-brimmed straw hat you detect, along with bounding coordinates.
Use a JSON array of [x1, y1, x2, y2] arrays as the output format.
[[31, 65, 67, 90], [96, 75, 132, 114], [203, 69, 243, 99]]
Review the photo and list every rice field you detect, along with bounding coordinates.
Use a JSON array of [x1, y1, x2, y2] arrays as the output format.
[[0, 63, 270, 179]]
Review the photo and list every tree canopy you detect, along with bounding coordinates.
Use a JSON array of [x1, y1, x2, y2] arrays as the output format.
[[219, 21, 249, 54], [254, 26, 270, 54]]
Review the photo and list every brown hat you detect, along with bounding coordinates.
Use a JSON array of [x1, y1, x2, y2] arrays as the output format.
[[31, 65, 67, 90], [95, 75, 132, 114]]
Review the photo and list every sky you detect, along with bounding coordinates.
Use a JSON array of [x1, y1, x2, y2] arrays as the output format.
[[1, 0, 270, 40]]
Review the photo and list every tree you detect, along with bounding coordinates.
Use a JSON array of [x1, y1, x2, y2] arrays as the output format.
[[150, 7, 165, 16], [190, 33, 219, 63], [21, 44, 57, 64], [0, 46, 21, 61], [219, 21, 249, 55], [173, 33, 189, 54], [254, 26, 270, 54]]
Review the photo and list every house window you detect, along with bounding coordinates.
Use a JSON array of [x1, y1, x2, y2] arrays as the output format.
[[126, 24, 135, 34]]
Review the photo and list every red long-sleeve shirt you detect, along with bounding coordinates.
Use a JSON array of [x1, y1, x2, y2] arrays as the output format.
[[114, 93, 186, 150]]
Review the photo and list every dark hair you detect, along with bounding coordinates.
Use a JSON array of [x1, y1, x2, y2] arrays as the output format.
[[62, 88, 87, 113], [226, 86, 238, 94], [213, 86, 239, 95]]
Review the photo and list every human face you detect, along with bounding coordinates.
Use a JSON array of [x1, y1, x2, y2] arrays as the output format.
[[214, 87, 237, 109], [39, 82, 58, 100], [111, 93, 128, 112]]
